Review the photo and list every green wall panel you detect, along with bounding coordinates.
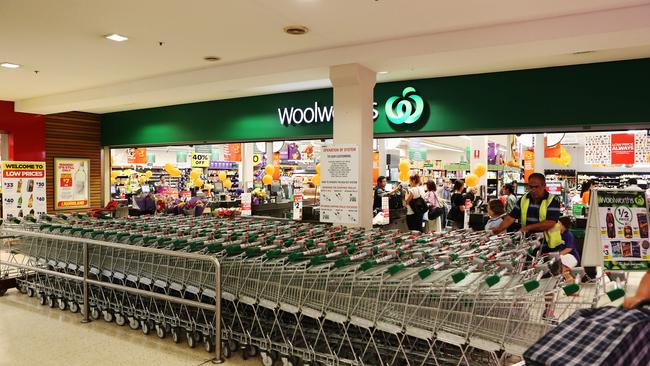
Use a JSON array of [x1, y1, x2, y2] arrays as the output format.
[[102, 59, 650, 147]]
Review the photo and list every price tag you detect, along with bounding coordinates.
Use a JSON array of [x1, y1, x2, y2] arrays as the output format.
[[241, 193, 252, 216], [381, 196, 390, 224], [293, 190, 303, 221]]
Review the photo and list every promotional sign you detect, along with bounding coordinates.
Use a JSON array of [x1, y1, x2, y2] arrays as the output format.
[[156, 186, 179, 198], [381, 196, 390, 224], [240, 193, 252, 216], [54, 158, 90, 210], [223, 144, 242, 162], [583, 189, 649, 271], [544, 136, 562, 158], [292, 176, 303, 221], [191, 152, 210, 168], [127, 148, 147, 164], [523, 149, 535, 183], [1, 161, 47, 219], [320, 145, 359, 225], [611, 133, 635, 165], [180, 190, 192, 199]]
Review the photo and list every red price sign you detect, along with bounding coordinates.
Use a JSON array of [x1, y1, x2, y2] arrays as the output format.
[[60, 174, 73, 187]]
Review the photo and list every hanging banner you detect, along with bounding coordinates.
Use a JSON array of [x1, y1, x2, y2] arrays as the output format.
[[240, 193, 252, 216], [523, 149, 535, 183], [191, 152, 211, 168], [543, 136, 562, 158], [54, 158, 90, 210], [583, 189, 649, 271], [320, 144, 359, 225], [372, 151, 379, 186], [223, 143, 242, 162], [127, 148, 147, 164], [611, 133, 635, 165], [1, 161, 47, 219]]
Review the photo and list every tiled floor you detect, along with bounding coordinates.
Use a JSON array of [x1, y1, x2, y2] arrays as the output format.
[[0, 289, 257, 366]]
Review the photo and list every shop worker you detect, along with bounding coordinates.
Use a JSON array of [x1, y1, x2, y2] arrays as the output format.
[[492, 173, 563, 248]]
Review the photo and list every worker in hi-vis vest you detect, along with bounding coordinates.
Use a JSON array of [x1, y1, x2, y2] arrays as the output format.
[[492, 173, 563, 249]]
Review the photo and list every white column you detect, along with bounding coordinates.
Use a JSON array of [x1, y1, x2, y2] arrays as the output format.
[[330, 63, 376, 229], [241, 143, 255, 190], [470, 136, 488, 196], [102, 146, 111, 206], [534, 133, 545, 175], [378, 139, 387, 179]]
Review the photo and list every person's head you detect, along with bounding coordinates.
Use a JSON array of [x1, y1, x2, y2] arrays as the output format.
[[559, 216, 573, 233], [628, 178, 638, 186], [160, 176, 167, 183], [487, 199, 505, 218], [503, 183, 514, 195], [377, 176, 387, 188], [468, 187, 476, 194], [409, 174, 421, 187], [443, 179, 452, 188], [453, 180, 464, 192], [580, 180, 593, 195], [527, 173, 546, 200], [426, 180, 437, 192]]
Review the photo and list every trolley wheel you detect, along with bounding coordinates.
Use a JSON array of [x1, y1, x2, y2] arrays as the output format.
[[221, 342, 232, 359], [155, 324, 166, 339], [246, 345, 259, 357], [186, 332, 196, 348], [260, 351, 274, 366], [141, 320, 151, 335], [281, 356, 299, 366], [204, 338, 214, 353], [69, 301, 79, 313], [128, 316, 139, 330], [47, 296, 56, 308], [171, 328, 181, 344], [38, 293, 47, 305], [57, 298, 67, 311], [115, 313, 126, 326], [103, 310, 114, 323], [227, 339, 239, 352], [90, 307, 101, 320], [26, 287, 35, 297], [18, 284, 28, 294], [0, 288, 6, 297]]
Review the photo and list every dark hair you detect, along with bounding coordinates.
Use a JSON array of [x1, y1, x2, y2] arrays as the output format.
[[528, 173, 546, 185], [409, 174, 421, 185], [377, 176, 386, 185], [628, 178, 638, 186], [503, 183, 514, 194], [426, 181, 437, 192], [580, 180, 593, 197], [453, 180, 464, 192], [559, 216, 573, 229], [488, 199, 505, 215]]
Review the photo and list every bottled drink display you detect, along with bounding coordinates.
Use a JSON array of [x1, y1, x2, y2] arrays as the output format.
[[73, 162, 87, 200], [17, 196, 23, 209], [606, 208, 616, 238], [27, 194, 33, 208], [27, 179, 34, 192], [16, 179, 23, 193], [638, 213, 649, 238], [623, 224, 633, 239]]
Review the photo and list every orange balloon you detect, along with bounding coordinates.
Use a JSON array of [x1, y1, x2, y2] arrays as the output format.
[[311, 175, 320, 186], [223, 178, 233, 189], [465, 173, 479, 187], [473, 163, 487, 178], [262, 174, 273, 185], [399, 160, 410, 173], [195, 178, 204, 187], [264, 165, 275, 175], [315, 163, 321, 174]]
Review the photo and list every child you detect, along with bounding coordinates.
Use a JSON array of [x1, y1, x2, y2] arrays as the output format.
[[485, 199, 506, 232], [556, 216, 581, 282]]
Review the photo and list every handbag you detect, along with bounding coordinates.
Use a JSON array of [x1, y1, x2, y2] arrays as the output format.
[[409, 188, 428, 216], [427, 192, 443, 220]]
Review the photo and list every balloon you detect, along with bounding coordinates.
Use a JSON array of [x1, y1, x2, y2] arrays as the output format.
[[264, 165, 275, 175], [190, 169, 200, 180], [139, 176, 148, 184], [111, 178, 117, 185], [262, 174, 273, 185], [218, 171, 227, 181], [315, 163, 321, 174], [204, 183, 213, 191], [194, 178, 204, 187], [399, 172, 410, 183], [465, 173, 479, 188], [164, 163, 175, 173], [473, 162, 487, 178], [399, 160, 410, 173], [223, 178, 233, 189], [170, 168, 181, 177], [311, 175, 320, 186], [145, 170, 153, 178], [111, 170, 120, 178]]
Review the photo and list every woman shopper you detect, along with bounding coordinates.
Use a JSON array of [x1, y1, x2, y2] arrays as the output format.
[[405, 174, 426, 232], [580, 179, 594, 204], [447, 180, 466, 229], [424, 180, 442, 233]]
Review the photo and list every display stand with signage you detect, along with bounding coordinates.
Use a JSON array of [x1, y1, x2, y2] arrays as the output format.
[[292, 177, 303, 221], [241, 193, 252, 217], [582, 189, 650, 271], [320, 145, 360, 225], [1, 161, 47, 219], [54, 158, 90, 210]]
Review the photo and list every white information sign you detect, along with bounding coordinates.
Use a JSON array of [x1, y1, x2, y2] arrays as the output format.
[[381, 196, 390, 224], [320, 145, 359, 225], [240, 193, 252, 217], [293, 177, 303, 221], [2, 161, 47, 220]]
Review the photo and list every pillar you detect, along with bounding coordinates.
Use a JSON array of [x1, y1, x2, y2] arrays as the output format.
[[534, 133, 545, 175], [378, 139, 387, 180], [102, 146, 111, 206], [241, 143, 255, 191], [329, 63, 376, 229]]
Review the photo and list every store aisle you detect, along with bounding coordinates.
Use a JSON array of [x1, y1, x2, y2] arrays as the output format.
[[0, 289, 256, 366]]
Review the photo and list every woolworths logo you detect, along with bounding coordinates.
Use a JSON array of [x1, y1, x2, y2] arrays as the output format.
[[277, 86, 425, 126]]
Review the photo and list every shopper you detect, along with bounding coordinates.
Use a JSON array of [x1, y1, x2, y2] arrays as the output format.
[[626, 178, 641, 190], [511, 180, 519, 197], [373, 176, 399, 212], [447, 180, 466, 229], [492, 173, 563, 249], [624, 269, 650, 308], [502, 183, 517, 214], [580, 180, 594, 204], [438, 179, 452, 229], [405, 175, 426, 232], [465, 186, 476, 204], [557, 216, 581, 282], [424, 181, 442, 233], [484, 199, 506, 232]]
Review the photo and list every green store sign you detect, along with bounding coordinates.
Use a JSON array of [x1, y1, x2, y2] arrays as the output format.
[[102, 59, 650, 147]]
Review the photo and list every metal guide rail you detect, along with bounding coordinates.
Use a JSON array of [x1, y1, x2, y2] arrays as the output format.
[[0, 214, 617, 366]]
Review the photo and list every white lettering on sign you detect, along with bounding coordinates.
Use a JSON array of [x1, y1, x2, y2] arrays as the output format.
[[278, 102, 379, 126]]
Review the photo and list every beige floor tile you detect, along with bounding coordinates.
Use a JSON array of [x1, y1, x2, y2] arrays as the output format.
[[0, 290, 257, 366]]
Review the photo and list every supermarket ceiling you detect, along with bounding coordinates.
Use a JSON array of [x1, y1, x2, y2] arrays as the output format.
[[2, 0, 650, 114]]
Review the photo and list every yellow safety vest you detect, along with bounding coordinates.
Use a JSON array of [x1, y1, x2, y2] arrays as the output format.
[[520, 193, 563, 249]]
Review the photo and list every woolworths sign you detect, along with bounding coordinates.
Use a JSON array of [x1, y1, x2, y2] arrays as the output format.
[[277, 87, 425, 126]]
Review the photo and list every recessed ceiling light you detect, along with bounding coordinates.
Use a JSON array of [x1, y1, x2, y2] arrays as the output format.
[[284, 25, 309, 35], [0, 62, 20, 69], [378, 71, 389, 74], [105, 33, 129, 42], [203, 56, 221, 62]]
